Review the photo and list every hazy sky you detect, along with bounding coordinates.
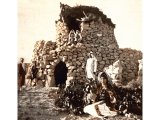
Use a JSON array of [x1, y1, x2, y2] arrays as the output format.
[[18, 0, 142, 62]]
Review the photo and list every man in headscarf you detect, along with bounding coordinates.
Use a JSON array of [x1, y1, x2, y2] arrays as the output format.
[[85, 51, 97, 81]]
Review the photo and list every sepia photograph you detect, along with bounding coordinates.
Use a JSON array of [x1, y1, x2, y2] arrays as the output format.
[[18, 0, 143, 120]]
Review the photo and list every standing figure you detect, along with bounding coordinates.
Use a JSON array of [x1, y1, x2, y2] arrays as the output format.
[[85, 51, 97, 81], [31, 61, 38, 86], [75, 30, 82, 43], [137, 59, 143, 82], [76, 11, 92, 32], [25, 64, 32, 87], [54, 56, 68, 87], [18, 58, 26, 91], [68, 29, 76, 45]]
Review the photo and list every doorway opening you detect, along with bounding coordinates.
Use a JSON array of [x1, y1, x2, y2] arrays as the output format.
[[54, 60, 68, 87]]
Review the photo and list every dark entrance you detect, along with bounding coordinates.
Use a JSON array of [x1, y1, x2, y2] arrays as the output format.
[[66, 15, 81, 32], [54, 60, 68, 87]]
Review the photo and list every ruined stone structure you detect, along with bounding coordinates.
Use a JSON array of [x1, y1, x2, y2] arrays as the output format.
[[119, 48, 142, 84], [31, 4, 142, 87], [18, 4, 143, 120]]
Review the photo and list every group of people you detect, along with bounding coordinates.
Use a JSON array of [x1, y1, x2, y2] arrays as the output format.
[[67, 11, 93, 45], [17, 56, 68, 91], [54, 51, 142, 118], [17, 51, 97, 90], [68, 29, 82, 45], [84, 52, 142, 118], [55, 67, 122, 118], [55, 67, 142, 118], [18, 58, 39, 91], [18, 51, 142, 118], [17, 51, 103, 91], [54, 52, 119, 118]]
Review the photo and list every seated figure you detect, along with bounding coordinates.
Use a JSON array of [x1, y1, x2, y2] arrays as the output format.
[[83, 71, 118, 118]]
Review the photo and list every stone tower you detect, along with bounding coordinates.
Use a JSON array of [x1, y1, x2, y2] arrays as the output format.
[[32, 3, 120, 87]]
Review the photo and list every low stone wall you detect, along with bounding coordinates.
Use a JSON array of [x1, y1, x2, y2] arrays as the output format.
[[119, 48, 142, 84]]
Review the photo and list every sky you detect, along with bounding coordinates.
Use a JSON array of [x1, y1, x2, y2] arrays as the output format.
[[18, 0, 142, 63]]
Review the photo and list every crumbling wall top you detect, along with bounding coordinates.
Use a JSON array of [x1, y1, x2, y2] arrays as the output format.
[[57, 3, 115, 31]]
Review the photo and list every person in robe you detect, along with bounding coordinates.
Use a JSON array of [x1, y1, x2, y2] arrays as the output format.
[[18, 58, 26, 91], [83, 71, 117, 118], [30, 61, 38, 86], [85, 51, 97, 81]]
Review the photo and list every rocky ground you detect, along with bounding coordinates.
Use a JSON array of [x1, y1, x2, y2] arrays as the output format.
[[18, 86, 142, 120]]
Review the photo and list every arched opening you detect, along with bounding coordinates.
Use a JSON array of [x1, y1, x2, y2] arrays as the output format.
[[54, 59, 68, 87]]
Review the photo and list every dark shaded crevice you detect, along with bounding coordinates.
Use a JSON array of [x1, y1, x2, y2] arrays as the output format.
[[66, 16, 81, 32]]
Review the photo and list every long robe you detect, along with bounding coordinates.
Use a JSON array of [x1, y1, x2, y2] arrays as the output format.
[[84, 101, 117, 118], [85, 57, 97, 80], [31, 66, 38, 80], [18, 63, 26, 88]]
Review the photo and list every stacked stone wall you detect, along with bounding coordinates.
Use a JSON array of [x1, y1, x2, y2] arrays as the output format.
[[31, 19, 143, 86], [119, 48, 143, 84], [30, 5, 142, 86], [31, 18, 121, 86]]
